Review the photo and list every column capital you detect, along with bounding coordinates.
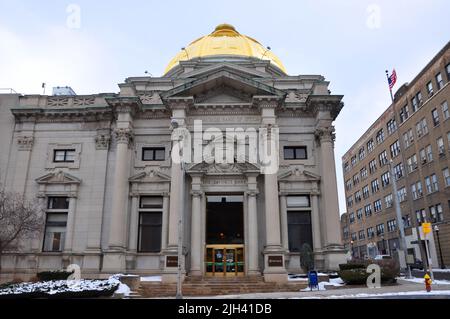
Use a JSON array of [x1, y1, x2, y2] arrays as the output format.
[[315, 126, 336, 144], [17, 135, 34, 151], [95, 132, 111, 150], [114, 128, 134, 145], [190, 190, 203, 197], [246, 190, 259, 197]]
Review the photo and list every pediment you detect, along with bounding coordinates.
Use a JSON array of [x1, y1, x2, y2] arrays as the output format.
[[278, 168, 321, 182], [36, 171, 81, 185], [160, 69, 286, 102], [187, 161, 260, 175], [129, 169, 171, 183], [179, 63, 271, 79]]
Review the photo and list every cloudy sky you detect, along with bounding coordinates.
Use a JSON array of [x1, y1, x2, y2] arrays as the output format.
[[1, 0, 449, 212]]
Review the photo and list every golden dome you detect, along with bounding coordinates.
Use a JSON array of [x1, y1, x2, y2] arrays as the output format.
[[164, 24, 287, 74]]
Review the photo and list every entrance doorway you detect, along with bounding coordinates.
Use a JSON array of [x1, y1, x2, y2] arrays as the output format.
[[205, 195, 244, 276]]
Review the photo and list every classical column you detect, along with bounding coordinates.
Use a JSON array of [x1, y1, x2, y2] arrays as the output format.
[[161, 193, 170, 251], [247, 190, 259, 275], [167, 162, 182, 249], [264, 173, 283, 250], [128, 195, 139, 252], [190, 189, 202, 277], [310, 193, 323, 252], [315, 126, 346, 270], [279, 195, 289, 251], [315, 127, 342, 248], [63, 196, 78, 252], [108, 128, 133, 250]]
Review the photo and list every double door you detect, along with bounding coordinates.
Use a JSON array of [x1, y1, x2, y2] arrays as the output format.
[[205, 245, 244, 276]]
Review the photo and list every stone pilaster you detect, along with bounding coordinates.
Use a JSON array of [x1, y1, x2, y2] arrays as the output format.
[[246, 174, 260, 275], [279, 195, 289, 252], [190, 185, 203, 277]]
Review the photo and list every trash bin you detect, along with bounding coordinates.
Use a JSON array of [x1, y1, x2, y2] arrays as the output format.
[[308, 270, 319, 291]]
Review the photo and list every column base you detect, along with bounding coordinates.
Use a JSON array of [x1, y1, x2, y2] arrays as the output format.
[[322, 245, 347, 271], [102, 250, 126, 273], [161, 273, 186, 283], [263, 248, 288, 283]]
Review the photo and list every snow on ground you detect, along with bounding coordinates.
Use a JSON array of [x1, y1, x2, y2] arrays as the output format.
[[140, 276, 162, 282], [115, 283, 131, 297], [399, 277, 450, 285], [300, 290, 450, 299], [300, 278, 345, 291], [432, 269, 450, 273]]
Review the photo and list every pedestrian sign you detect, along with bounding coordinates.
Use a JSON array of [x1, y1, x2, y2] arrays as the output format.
[[422, 223, 432, 235]]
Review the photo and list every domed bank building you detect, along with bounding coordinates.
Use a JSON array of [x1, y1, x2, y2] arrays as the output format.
[[0, 24, 346, 283]]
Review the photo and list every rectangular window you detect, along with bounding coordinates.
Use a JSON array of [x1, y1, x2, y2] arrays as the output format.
[[349, 212, 355, 223], [387, 119, 397, 135], [416, 209, 427, 225], [416, 118, 428, 137], [359, 147, 366, 160], [351, 233, 357, 241], [346, 179, 352, 191], [432, 108, 440, 126], [374, 199, 382, 213], [390, 140, 401, 158], [53, 149, 76, 163], [355, 191, 362, 203], [425, 176, 432, 194], [371, 179, 380, 193], [376, 223, 385, 236], [347, 196, 353, 208], [385, 194, 393, 208], [399, 105, 409, 123], [367, 139, 375, 153], [360, 167, 368, 180], [426, 145, 433, 162], [369, 159, 377, 174], [387, 219, 397, 232], [381, 172, 390, 188], [436, 72, 444, 90], [407, 154, 418, 172], [142, 147, 165, 161], [431, 174, 439, 192], [43, 197, 69, 252], [398, 187, 407, 203], [443, 168, 450, 187], [359, 230, 365, 240], [376, 129, 385, 144], [287, 196, 310, 208], [367, 227, 375, 239], [363, 185, 370, 199], [411, 181, 423, 200], [351, 155, 357, 166], [138, 196, 163, 252], [403, 215, 411, 228], [403, 129, 414, 148], [288, 211, 313, 252], [437, 137, 445, 155], [353, 174, 360, 185], [379, 151, 388, 166], [427, 81, 434, 96], [447, 63, 450, 81], [284, 146, 308, 160], [393, 163, 404, 180], [411, 92, 423, 112], [364, 204, 372, 217], [357, 209, 363, 220], [442, 101, 449, 120]]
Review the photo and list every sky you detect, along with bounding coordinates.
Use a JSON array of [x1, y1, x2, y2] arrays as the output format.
[[0, 0, 449, 213]]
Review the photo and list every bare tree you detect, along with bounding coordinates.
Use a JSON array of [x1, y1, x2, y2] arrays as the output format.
[[0, 186, 45, 273]]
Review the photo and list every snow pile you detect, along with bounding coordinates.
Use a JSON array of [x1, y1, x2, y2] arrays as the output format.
[[399, 277, 450, 285], [0, 275, 121, 298], [301, 278, 345, 291], [140, 276, 162, 282]]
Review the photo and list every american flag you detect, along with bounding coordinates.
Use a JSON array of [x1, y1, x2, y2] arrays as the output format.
[[387, 69, 397, 90]]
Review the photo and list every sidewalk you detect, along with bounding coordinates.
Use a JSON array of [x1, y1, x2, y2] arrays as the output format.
[[188, 279, 450, 299]]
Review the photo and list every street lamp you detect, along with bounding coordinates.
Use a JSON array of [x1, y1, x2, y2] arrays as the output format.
[[434, 225, 446, 269]]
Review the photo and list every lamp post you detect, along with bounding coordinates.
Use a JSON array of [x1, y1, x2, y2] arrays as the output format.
[[388, 160, 412, 278], [350, 240, 354, 259], [434, 225, 446, 269]]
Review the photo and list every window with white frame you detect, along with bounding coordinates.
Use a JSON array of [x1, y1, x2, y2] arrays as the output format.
[[351, 233, 357, 241], [379, 151, 388, 166], [360, 167, 368, 180], [367, 227, 375, 239], [53, 149, 76, 163], [387, 119, 397, 135], [359, 230, 365, 240], [369, 159, 377, 174], [411, 181, 423, 200], [371, 179, 380, 193], [355, 191, 362, 203], [416, 118, 428, 137], [426, 144, 433, 162], [349, 212, 355, 223], [390, 140, 401, 158], [425, 176, 432, 194], [436, 72, 444, 90], [347, 196, 354, 208], [384, 194, 393, 208], [416, 209, 427, 225], [376, 129, 385, 144], [346, 179, 352, 191], [431, 174, 439, 192], [357, 208, 363, 220], [376, 223, 385, 236], [427, 81, 434, 96], [353, 174, 360, 185], [399, 105, 409, 123], [403, 129, 414, 148], [430, 204, 444, 223], [443, 168, 450, 187], [407, 154, 418, 172], [364, 204, 372, 217], [393, 163, 404, 180], [442, 101, 449, 120], [374, 199, 382, 213], [432, 108, 440, 126], [420, 148, 427, 164], [367, 139, 375, 153], [397, 187, 407, 203], [403, 215, 411, 228], [43, 197, 69, 252], [437, 137, 445, 155], [381, 172, 390, 188], [363, 185, 370, 199], [351, 155, 357, 166], [359, 147, 366, 160], [387, 219, 397, 232]]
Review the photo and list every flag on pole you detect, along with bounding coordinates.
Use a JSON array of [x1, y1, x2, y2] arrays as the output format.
[[387, 69, 397, 90]]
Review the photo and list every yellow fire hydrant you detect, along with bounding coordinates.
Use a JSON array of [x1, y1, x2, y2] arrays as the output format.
[[424, 274, 432, 292]]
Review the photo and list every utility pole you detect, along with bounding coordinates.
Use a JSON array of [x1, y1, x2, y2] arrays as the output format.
[[389, 160, 412, 279]]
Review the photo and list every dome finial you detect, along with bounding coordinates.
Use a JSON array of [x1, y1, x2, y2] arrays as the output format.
[[214, 23, 236, 32]]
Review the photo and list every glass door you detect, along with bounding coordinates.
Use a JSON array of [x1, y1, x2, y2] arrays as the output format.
[[205, 245, 244, 277]]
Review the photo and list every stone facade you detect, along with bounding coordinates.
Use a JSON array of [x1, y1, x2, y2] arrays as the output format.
[[0, 42, 346, 283], [341, 42, 450, 269]]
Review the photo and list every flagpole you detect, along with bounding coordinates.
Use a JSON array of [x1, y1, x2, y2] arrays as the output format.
[[385, 70, 394, 103]]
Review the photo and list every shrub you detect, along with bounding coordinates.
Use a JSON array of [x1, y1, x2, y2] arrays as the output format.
[[37, 270, 74, 282], [339, 263, 366, 271], [338, 259, 400, 285], [338, 268, 368, 285], [300, 244, 315, 272]]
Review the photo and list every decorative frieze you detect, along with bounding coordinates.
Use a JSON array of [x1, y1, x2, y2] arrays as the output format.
[[95, 132, 111, 150], [17, 136, 34, 151]]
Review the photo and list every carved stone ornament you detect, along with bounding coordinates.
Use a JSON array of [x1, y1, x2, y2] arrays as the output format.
[[17, 136, 34, 151], [95, 133, 111, 150], [114, 128, 134, 145], [315, 126, 336, 144]]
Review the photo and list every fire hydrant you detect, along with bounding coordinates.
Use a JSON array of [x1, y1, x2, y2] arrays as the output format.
[[424, 274, 432, 292]]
